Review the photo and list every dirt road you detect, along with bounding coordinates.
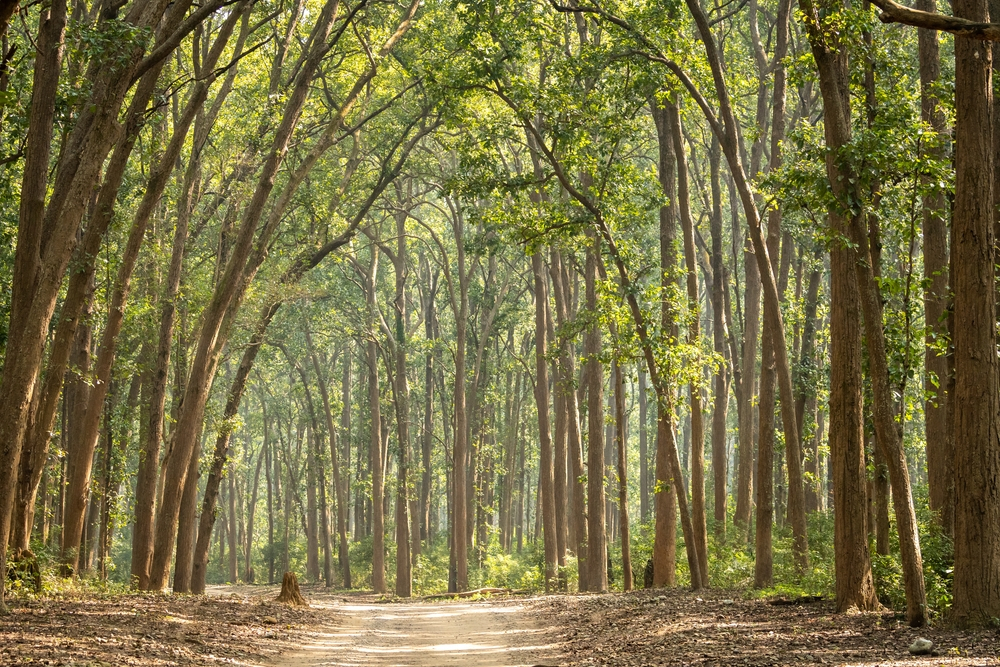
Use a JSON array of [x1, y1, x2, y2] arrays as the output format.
[[276, 597, 558, 667]]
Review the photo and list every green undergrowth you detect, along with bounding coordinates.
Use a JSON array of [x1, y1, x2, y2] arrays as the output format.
[[10, 489, 954, 619]]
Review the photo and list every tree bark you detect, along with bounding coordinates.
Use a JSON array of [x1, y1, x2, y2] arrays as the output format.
[[916, 0, 953, 536], [306, 335, 350, 588], [532, 252, 558, 592], [172, 426, 204, 592], [796, 0, 883, 616], [63, 9, 242, 575], [669, 99, 709, 584], [391, 201, 412, 598], [650, 102, 683, 589], [583, 239, 608, 592], [421, 271, 436, 549], [951, 0, 1000, 626], [132, 8, 252, 588], [147, 0, 345, 592], [708, 135, 730, 544], [0, 0, 188, 598], [613, 358, 632, 591], [548, 288, 568, 584], [798, 256, 823, 513], [229, 456, 240, 584], [639, 370, 650, 525], [550, 250, 588, 590], [341, 352, 354, 587], [365, 251, 387, 594]]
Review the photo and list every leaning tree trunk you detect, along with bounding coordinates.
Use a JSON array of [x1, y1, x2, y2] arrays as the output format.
[[147, 0, 344, 592], [65, 10, 244, 575], [14, 50, 172, 554], [795, 0, 924, 623], [0, 0, 186, 597], [131, 7, 251, 587], [693, 0, 808, 569]]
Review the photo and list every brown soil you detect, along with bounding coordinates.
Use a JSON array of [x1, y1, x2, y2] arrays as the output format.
[[0, 586, 331, 666], [3, 585, 998, 666], [274, 590, 555, 667], [537, 588, 1000, 666]]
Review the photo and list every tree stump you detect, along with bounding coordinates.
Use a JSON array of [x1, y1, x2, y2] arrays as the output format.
[[276, 571, 308, 606]]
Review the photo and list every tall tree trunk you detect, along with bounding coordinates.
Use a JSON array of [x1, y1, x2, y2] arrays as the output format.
[[266, 419, 275, 584], [96, 383, 119, 580], [341, 352, 354, 587], [670, 99, 709, 583], [639, 370, 650, 526], [190, 304, 279, 593], [533, 252, 558, 592], [305, 424, 320, 583], [584, 239, 608, 592], [798, 0, 926, 623], [366, 251, 387, 594], [421, 280, 436, 548], [650, 103, 684, 589], [244, 440, 265, 583], [796, 0, 881, 615], [798, 257, 823, 513], [672, 0, 806, 570], [0, 0, 160, 599], [916, 0, 952, 536], [550, 250, 588, 590], [306, 335, 350, 588], [66, 0, 232, 577], [130, 12, 247, 584], [708, 135, 730, 544], [452, 211, 470, 593], [951, 0, 1000, 626], [613, 359, 632, 591], [228, 458, 239, 584], [172, 426, 204, 592], [548, 296, 568, 584], [315, 429, 333, 588], [392, 202, 412, 598], [755, 324, 777, 588], [733, 236, 760, 539]]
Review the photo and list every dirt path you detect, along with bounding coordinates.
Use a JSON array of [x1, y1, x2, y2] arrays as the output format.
[[275, 596, 557, 667]]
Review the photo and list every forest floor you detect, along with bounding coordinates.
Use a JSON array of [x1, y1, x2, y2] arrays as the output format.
[[538, 587, 1000, 666], [1, 584, 999, 666]]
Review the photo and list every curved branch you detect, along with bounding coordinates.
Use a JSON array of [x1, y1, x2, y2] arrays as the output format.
[[869, 0, 1000, 39]]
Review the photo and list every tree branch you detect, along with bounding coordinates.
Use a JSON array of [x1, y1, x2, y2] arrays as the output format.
[[869, 0, 1000, 39]]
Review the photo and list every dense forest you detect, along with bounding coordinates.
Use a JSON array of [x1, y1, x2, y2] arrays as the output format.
[[0, 0, 998, 636]]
